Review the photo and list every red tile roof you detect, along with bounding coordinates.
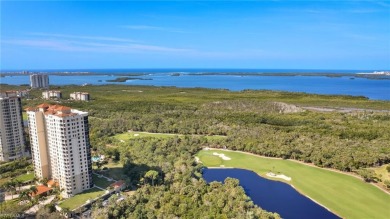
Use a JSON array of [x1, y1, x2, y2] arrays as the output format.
[[47, 179, 59, 188], [25, 107, 36, 111], [30, 103, 74, 117], [30, 185, 52, 197], [110, 180, 125, 188], [37, 103, 50, 108]]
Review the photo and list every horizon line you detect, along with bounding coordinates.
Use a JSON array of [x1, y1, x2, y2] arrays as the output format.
[[1, 68, 388, 72]]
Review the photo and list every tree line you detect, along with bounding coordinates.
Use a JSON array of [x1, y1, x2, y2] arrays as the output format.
[[92, 137, 280, 219]]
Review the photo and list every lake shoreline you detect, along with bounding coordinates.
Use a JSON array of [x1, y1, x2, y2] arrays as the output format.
[[205, 147, 390, 195], [201, 158, 341, 217], [199, 148, 390, 218], [203, 167, 340, 219]]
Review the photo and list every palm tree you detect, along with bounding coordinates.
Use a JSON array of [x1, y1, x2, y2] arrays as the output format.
[[13, 179, 22, 192], [4, 181, 16, 199], [31, 196, 40, 211], [29, 185, 38, 197], [3, 182, 12, 199], [52, 185, 64, 200], [62, 207, 71, 217], [96, 161, 103, 170], [40, 178, 49, 186], [19, 190, 30, 202], [144, 170, 159, 186]]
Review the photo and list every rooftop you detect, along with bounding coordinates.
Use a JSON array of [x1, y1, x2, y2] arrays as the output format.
[[110, 180, 125, 188], [30, 185, 52, 197], [37, 103, 50, 108], [47, 179, 59, 188], [71, 92, 89, 94], [42, 90, 61, 93], [25, 103, 85, 118]]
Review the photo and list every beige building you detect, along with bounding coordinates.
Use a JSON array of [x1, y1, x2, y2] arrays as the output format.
[[70, 92, 90, 101], [0, 90, 30, 98], [0, 96, 26, 161], [42, 90, 62, 99], [26, 104, 93, 198]]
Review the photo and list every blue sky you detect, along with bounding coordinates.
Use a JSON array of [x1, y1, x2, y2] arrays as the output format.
[[1, 1, 389, 70]]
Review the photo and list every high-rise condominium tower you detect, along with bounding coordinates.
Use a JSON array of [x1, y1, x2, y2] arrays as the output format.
[[0, 96, 26, 161], [30, 74, 49, 89], [26, 104, 93, 197]]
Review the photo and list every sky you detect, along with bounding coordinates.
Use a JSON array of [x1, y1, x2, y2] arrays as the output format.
[[1, 1, 390, 70]]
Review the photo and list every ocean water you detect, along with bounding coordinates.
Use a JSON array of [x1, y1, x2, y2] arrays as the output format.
[[1, 68, 371, 74], [1, 69, 389, 100]]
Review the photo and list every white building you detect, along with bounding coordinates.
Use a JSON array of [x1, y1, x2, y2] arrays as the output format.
[[42, 90, 62, 99], [0, 96, 26, 161], [0, 90, 30, 98], [26, 104, 93, 198], [70, 92, 90, 101], [30, 74, 49, 89]]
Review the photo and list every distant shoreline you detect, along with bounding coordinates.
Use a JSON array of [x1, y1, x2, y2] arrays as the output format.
[[1, 71, 390, 80]]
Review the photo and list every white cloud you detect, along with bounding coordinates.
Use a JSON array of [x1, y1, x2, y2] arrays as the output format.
[[121, 25, 190, 33], [121, 25, 163, 30], [2, 38, 193, 53], [3, 39, 87, 52], [2, 32, 274, 59], [28, 32, 138, 43]]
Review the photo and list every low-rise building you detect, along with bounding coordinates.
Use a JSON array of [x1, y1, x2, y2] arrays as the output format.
[[110, 180, 126, 192], [42, 90, 62, 99], [0, 90, 30, 98], [70, 92, 90, 101]]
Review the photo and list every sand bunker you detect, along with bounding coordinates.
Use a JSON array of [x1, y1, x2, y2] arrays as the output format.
[[134, 134, 139, 136], [195, 156, 201, 163], [213, 152, 231, 160], [266, 172, 291, 181]]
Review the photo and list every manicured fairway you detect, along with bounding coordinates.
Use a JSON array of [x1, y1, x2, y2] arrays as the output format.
[[197, 149, 390, 219], [114, 131, 179, 140], [114, 131, 225, 141]]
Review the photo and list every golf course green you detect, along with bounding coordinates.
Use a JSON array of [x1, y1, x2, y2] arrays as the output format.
[[197, 149, 390, 219]]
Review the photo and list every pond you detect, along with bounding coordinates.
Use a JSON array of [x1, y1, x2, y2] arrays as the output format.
[[92, 155, 101, 162], [203, 168, 340, 219]]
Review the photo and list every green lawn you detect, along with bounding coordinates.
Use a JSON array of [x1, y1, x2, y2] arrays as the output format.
[[59, 187, 105, 210], [92, 174, 114, 189], [197, 149, 390, 219], [114, 131, 225, 141], [93, 161, 125, 180], [22, 112, 27, 121], [0, 177, 11, 188], [15, 172, 34, 182], [102, 162, 126, 180]]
